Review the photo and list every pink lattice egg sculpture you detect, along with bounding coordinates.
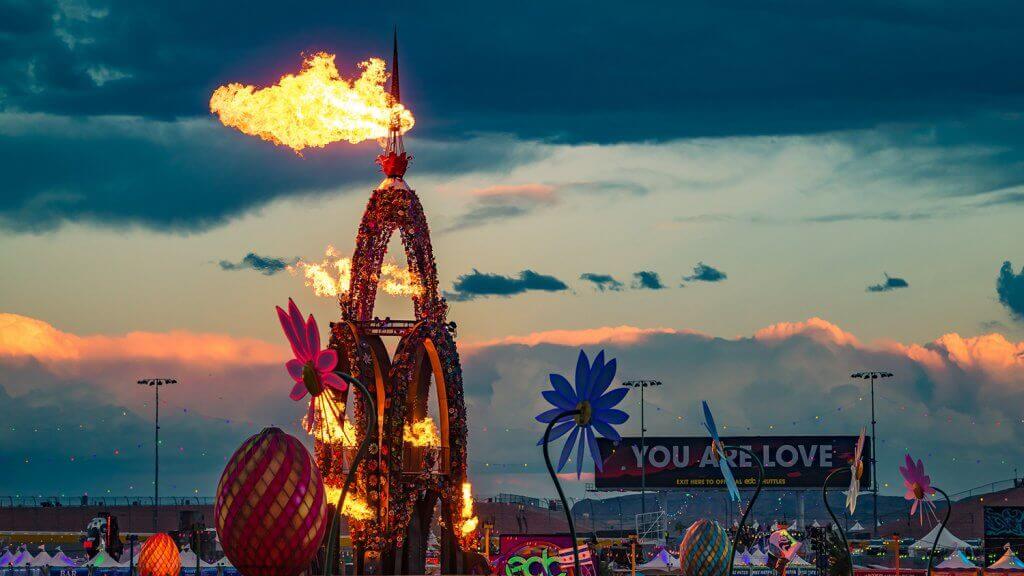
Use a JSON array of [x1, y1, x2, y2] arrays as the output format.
[[215, 427, 328, 576]]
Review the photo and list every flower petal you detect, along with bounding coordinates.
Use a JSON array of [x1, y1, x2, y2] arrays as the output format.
[[593, 387, 628, 410], [289, 382, 307, 401], [591, 358, 617, 398], [592, 420, 622, 442], [537, 420, 575, 446], [703, 401, 721, 442], [322, 372, 347, 392], [575, 350, 591, 400], [542, 390, 576, 411], [287, 299, 310, 359], [536, 408, 568, 424], [550, 374, 577, 405], [586, 426, 604, 472], [306, 313, 321, 356], [277, 306, 305, 361], [286, 359, 305, 383], [587, 351, 606, 399], [315, 348, 338, 372], [557, 426, 581, 472], [596, 408, 628, 425]]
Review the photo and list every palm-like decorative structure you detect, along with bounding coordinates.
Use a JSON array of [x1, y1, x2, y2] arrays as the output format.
[[702, 401, 765, 576], [536, 350, 629, 576]]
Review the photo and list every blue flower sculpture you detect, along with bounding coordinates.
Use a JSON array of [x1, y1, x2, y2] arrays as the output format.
[[536, 349, 629, 478], [702, 400, 741, 502]]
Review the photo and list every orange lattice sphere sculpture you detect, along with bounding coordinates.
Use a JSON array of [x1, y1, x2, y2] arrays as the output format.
[[215, 427, 328, 576], [137, 533, 180, 576]]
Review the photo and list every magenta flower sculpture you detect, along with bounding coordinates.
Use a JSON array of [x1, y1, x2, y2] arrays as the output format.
[[899, 454, 937, 522], [276, 298, 347, 436], [898, 454, 950, 576]]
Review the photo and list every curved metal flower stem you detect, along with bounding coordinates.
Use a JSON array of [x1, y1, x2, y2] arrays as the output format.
[[324, 372, 377, 576], [822, 467, 853, 576], [725, 446, 764, 576], [542, 410, 583, 576], [926, 487, 952, 576]]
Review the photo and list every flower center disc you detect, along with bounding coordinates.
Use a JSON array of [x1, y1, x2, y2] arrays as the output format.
[[575, 401, 592, 426], [303, 363, 323, 397], [912, 483, 924, 500]]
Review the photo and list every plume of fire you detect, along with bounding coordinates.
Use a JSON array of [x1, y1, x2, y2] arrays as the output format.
[[325, 485, 374, 521], [302, 400, 359, 446], [403, 417, 441, 447], [458, 482, 479, 536], [209, 53, 415, 153], [289, 245, 423, 298]]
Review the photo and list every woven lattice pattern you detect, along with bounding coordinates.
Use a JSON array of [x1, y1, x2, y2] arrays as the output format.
[[137, 533, 180, 576], [215, 427, 327, 576], [679, 519, 731, 576]]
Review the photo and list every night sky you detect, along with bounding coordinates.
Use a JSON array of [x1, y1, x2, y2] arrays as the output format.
[[2, 0, 1024, 501]]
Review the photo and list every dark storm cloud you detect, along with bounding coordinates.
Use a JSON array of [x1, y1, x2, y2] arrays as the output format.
[[997, 261, 1024, 320], [867, 273, 910, 293], [579, 273, 624, 292], [5, 1, 1024, 143], [0, 114, 537, 233], [631, 271, 665, 290], [445, 269, 569, 301], [218, 252, 296, 275], [683, 262, 727, 283]]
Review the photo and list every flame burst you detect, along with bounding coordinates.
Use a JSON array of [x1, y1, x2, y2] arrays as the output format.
[[289, 245, 423, 298], [458, 482, 479, 537], [210, 53, 415, 153], [302, 400, 359, 446], [326, 485, 374, 521], [403, 417, 441, 447]]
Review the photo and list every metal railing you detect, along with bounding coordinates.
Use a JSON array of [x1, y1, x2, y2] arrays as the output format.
[[0, 496, 214, 508]]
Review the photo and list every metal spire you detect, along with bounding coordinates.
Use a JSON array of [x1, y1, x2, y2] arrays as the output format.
[[390, 26, 400, 103]]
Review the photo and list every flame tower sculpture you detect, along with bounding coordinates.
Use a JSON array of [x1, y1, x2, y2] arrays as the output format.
[[321, 33, 475, 575]]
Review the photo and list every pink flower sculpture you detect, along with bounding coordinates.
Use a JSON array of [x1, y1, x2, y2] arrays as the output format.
[[899, 453, 936, 523], [276, 298, 346, 416]]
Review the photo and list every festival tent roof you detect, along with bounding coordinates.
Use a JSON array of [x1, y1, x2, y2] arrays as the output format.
[[988, 547, 1024, 570], [936, 550, 978, 570], [849, 522, 866, 532], [0, 550, 12, 566], [909, 524, 971, 552], [789, 555, 813, 567], [749, 550, 769, 566], [10, 548, 33, 567], [50, 548, 78, 567], [29, 546, 53, 567], [179, 546, 213, 568], [812, 520, 822, 528], [734, 552, 754, 566], [636, 549, 678, 574], [213, 556, 234, 567], [84, 549, 123, 567]]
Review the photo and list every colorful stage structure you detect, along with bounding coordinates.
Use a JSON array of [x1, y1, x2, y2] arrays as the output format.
[[317, 36, 474, 575]]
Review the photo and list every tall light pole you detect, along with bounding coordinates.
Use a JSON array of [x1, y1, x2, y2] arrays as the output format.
[[138, 378, 176, 532], [850, 371, 892, 537], [622, 380, 662, 518]]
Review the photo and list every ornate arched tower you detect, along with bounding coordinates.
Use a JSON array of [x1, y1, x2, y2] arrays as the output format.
[[321, 33, 474, 575]]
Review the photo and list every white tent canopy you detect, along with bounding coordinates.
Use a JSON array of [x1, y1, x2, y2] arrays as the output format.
[[812, 520, 822, 528], [179, 545, 213, 568], [84, 549, 123, 568], [789, 555, 813, 567], [0, 550, 13, 566], [636, 550, 678, 574], [8, 548, 32, 567], [936, 550, 978, 570], [214, 556, 234, 568], [29, 546, 53, 567], [50, 548, 78, 567], [989, 546, 1024, 570], [910, 525, 971, 553], [749, 550, 769, 566], [849, 521, 866, 532]]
